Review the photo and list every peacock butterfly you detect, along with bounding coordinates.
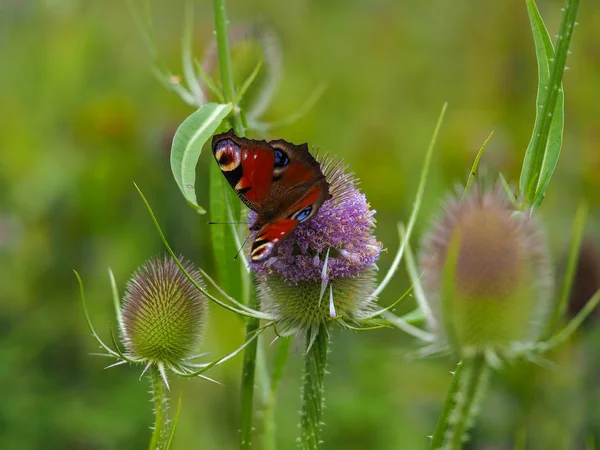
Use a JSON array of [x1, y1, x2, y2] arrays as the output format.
[[212, 130, 331, 262]]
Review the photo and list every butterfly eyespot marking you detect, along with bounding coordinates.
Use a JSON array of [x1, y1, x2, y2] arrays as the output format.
[[215, 139, 241, 172], [251, 240, 274, 262], [272, 149, 290, 180], [293, 206, 313, 222], [273, 149, 290, 167]]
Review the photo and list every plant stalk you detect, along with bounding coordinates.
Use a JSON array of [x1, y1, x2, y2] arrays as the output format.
[[263, 337, 293, 450], [239, 317, 259, 449], [446, 354, 489, 450], [212, 1, 259, 448], [149, 365, 169, 450], [212, 0, 245, 135], [300, 326, 329, 450], [429, 360, 465, 449]]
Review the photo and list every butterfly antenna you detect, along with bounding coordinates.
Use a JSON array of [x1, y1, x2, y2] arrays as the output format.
[[234, 232, 253, 261], [207, 221, 248, 225]]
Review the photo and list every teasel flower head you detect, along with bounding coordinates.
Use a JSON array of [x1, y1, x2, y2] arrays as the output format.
[[121, 255, 209, 368], [419, 183, 553, 358], [249, 157, 382, 342]]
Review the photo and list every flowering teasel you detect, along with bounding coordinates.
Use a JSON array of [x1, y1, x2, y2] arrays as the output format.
[[419, 183, 553, 358], [249, 156, 382, 341]]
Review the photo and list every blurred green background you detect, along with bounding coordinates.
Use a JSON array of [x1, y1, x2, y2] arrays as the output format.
[[2, 0, 600, 449]]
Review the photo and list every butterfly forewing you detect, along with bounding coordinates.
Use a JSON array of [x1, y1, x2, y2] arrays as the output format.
[[212, 131, 275, 211]]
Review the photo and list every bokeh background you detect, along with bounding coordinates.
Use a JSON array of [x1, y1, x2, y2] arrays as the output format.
[[2, 0, 600, 449]]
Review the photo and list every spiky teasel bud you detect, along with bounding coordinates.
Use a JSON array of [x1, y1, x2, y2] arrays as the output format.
[[420, 183, 553, 358], [250, 158, 382, 341], [121, 255, 208, 366]]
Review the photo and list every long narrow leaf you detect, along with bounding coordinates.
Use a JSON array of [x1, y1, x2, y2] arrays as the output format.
[[181, 2, 205, 106], [520, 0, 578, 207], [367, 103, 447, 301], [74, 270, 121, 359], [166, 395, 183, 449], [546, 202, 587, 335], [462, 131, 493, 200], [134, 182, 272, 320]]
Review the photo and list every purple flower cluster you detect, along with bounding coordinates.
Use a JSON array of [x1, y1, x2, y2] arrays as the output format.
[[250, 163, 381, 284]]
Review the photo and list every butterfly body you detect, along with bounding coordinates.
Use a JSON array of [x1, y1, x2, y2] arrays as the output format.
[[212, 130, 331, 262]]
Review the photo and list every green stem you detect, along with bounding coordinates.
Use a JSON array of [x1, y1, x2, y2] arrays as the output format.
[[300, 326, 329, 450], [148, 365, 169, 450], [446, 354, 489, 450], [429, 360, 465, 449], [263, 337, 293, 450], [523, 0, 579, 203], [212, 1, 258, 448], [239, 288, 260, 450], [212, 0, 244, 135]]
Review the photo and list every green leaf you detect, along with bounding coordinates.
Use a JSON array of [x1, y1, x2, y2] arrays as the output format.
[[462, 131, 493, 200], [519, 0, 579, 208], [170, 103, 232, 213], [181, 1, 204, 106], [166, 395, 182, 449], [234, 59, 263, 105], [368, 102, 447, 301], [134, 182, 272, 320], [195, 59, 225, 103], [520, 0, 557, 191], [544, 289, 600, 351]]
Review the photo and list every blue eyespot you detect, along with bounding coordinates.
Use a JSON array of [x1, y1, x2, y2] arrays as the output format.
[[274, 149, 290, 167], [296, 206, 312, 222]]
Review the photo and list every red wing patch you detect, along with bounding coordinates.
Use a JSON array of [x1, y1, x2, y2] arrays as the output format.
[[251, 219, 298, 262], [212, 131, 275, 212], [239, 148, 274, 205]]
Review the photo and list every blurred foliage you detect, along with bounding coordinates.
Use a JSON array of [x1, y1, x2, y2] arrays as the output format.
[[1, 0, 600, 449]]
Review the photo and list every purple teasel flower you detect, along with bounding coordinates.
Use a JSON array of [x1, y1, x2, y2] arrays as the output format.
[[248, 155, 382, 341]]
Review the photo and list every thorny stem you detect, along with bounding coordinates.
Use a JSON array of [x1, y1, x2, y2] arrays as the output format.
[[149, 365, 169, 450], [429, 360, 465, 449], [212, 1, 260, 448], [300, 326, 329, 450], [240, 308, 260, 450], [263, 337, 293, 450], [445, 354, 489, 450], [239, 272, 260, 450]]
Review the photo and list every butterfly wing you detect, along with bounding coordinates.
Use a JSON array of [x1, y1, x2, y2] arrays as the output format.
[[212, 130, 275, 212], [212, 130, 332, 262], [250, 183, 329, 262], [250, 219, 298, 262], [256, 139, 331, 224]]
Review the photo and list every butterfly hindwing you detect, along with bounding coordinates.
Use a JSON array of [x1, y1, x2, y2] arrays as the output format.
[[251, 219, 298, 262]]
